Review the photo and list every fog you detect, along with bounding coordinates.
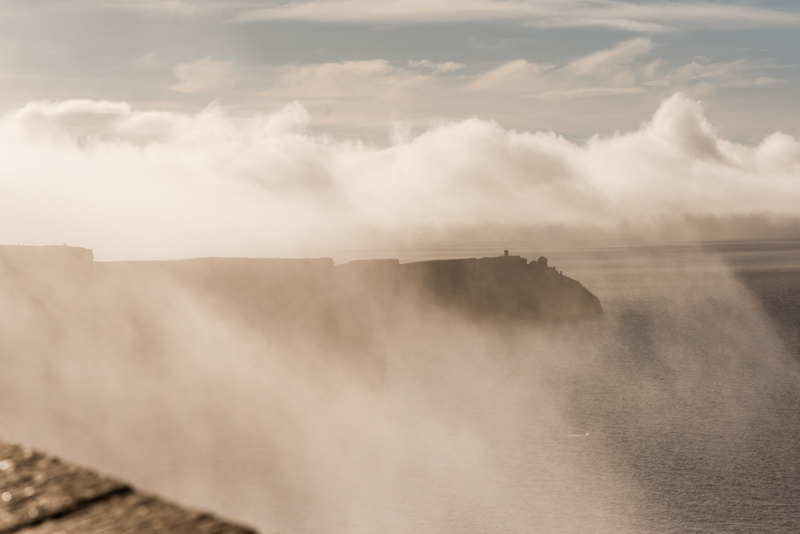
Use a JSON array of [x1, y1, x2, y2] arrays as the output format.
[[0, 243, 798, 533], [1, 93, 798, 261], [1, 90, 799, 533]]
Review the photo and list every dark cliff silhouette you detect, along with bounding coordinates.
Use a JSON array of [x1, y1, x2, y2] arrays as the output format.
[[338, 254, 602, 323], [0, 246, 601, 388], [0, 245, 603, 532]]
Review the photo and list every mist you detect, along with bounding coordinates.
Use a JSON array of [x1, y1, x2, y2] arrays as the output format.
[[0, 242, 799, 533], [1, 93, 799, 261], [1, 87, 800, 533], [3, 0, 800, 530]]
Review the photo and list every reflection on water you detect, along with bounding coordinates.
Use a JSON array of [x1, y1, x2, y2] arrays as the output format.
[[563, 247, 800, 533]]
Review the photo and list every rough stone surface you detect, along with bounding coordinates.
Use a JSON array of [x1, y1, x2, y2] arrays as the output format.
[[0, 441, 256, 534], [17, 492, 254, 534]]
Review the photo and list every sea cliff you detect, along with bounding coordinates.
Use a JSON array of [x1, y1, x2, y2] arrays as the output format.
[[0, 246, 602, 387]]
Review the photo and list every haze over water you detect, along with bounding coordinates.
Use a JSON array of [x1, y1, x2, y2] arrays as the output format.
[[1, 241, 798, 533], [375, 241, 800, 533], [2, 1, 800, 532]]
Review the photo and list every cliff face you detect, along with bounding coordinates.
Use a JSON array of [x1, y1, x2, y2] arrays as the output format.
[[0, 247, 601, 389], [0, 246, 604, 530], [338, 255, 603, 322]]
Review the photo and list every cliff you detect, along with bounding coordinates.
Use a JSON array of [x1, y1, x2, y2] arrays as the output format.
[[337, 254, 603, 322], [0, 246, 603, 531], [0, 246, 601, 388]]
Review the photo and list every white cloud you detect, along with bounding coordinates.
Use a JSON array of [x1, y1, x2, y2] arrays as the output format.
[[1, 94, 799, 260], [170, 58, 234, 93]]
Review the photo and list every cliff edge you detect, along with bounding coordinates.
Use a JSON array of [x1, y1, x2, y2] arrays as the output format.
[[337, 253, 603, 322], [0, 246, 602, 389]]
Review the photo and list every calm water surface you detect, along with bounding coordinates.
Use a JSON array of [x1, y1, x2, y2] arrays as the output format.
[[366, 241, 800, 533], [527, 242, 800, 533]]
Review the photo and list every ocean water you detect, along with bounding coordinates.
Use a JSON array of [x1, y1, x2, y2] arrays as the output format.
[[337, 241, 800, 534], [1, 241, 799, 533], [506, 241, 800, 534], [269, 240, 799, 534]]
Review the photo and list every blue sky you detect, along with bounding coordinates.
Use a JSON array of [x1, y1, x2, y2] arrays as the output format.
[[1, 1, 798, 141]]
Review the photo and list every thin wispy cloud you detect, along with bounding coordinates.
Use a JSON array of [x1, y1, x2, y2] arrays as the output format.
[[232, 0, 800, 31], [269, 60, 436, 100], [529, 87, 644, 102], [259, 39, 786, 123], [469, 38, 656, 96], [408, 60, 465, 73], [170, 58, 235, 93], [469, 38, 786, 101], [60, 1, 800, 32], [70, 0, 227, 15]]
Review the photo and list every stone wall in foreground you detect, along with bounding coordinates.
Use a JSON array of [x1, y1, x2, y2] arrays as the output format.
[[0, 440, 257, 534]]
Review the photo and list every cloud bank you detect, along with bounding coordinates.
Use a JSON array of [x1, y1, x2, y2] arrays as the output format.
[[1, 93, 799, 260]]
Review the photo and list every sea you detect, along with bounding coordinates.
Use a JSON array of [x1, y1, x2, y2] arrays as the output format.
[[563, 240, 800, 534], [326, 240, 800, 534]]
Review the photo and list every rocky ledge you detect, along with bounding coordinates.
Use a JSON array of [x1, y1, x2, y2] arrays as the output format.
[[0, 440, 256, 534]]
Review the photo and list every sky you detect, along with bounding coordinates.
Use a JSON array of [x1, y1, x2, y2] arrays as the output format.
[[2, 0, 799, 140], [0, 1, 799, 259]]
